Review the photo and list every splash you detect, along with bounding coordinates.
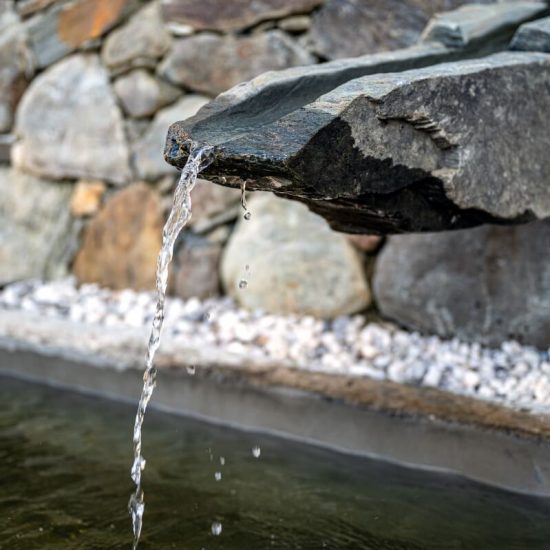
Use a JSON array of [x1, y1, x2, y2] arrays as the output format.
[[128, 143, 212, 549]]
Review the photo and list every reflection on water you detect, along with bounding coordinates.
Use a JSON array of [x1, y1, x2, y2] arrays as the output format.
[[1, 375, 550, 549]]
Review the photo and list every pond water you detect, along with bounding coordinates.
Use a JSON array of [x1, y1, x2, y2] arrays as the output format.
[[2, 375, 550, 550]]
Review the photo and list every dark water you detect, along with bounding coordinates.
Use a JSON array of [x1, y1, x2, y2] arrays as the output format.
[[1, 376, 550, 549]]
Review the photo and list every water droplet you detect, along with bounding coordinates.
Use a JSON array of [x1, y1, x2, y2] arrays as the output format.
[[211, 522, 222, 536], [252, 446, 261, 458], [214, 471, 222, 481], [220, 456, 225, 466], [186, 365, 196, 375], [245, 264, 250, 271], [238, 279, 248, 289], [244, 211, 251, 221]]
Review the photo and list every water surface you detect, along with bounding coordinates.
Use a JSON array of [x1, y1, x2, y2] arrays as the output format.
[[1, 375, 550, 549]]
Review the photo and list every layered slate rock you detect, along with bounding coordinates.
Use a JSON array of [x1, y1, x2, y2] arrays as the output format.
[[13, 54, 130, 184], [73, 183, 163, 290], [166, 51, 550, 234], [114, 69, 180, 118], [306, 0, 494, 60], [510, 15, 550, 51], [0, 167, 75, 284], [160, 0, 322, 32], [373, 221, 550, 349], [25, 0, 136, 69], [134, 94, 209, 180], [158, 30, 314, 96], [221, 193, 370, 318], [102, 1, 172, 74]]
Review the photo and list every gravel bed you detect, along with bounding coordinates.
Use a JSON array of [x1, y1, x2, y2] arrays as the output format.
[[1, 278, 550, 414]]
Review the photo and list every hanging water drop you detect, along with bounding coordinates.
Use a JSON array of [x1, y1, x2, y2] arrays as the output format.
[[252, 445, 261, 458], [214, 471, 222, 481], [211, 522, 223, 536], [239, 279, 248, 290], [186, 365, 196, 375], [220, 456, 225, 466], [244, 211, 251, 221]]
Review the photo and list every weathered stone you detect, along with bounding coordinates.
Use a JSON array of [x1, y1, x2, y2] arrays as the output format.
[[421, 2, 547, 49], [70, 180, 106, 217], [73, 183, 163, 290], [133, 94, 209, 180], [0, 25, 33, 133], [306, 0, 496, 60], [221, 193, 370, 318], [278, 15, 311, 33], [160, 0, 322, 32], [0, 167, 75, 284], [373, 221, 550, 349], [26, 0, 135, 69], [168, 232, 222, 299], [167, 51, 550, 234], [102, 1, 172, 74], [159, 30, 314, 96], [188, 180, 240, 228], [16, 0, 57, 18], [511, 15, 550, 52], [0, 134, 15, 162], [13, 54, 130, 184], [114, 69, 180, 118]]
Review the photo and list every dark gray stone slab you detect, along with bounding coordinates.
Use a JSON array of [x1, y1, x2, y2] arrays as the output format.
[[165, 51, 550, 234], [373, 221, 550, 348], [510, 15, 550, 51], [421, 2, 548, 49]]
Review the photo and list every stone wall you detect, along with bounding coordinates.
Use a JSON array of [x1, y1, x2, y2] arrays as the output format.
[[3, 0, 547, 346]]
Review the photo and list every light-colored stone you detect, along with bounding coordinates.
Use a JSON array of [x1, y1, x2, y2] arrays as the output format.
[[347, 234, 382, 253], [160, 0, 322, 32], [73, 183, 163, 290], [13, 54, 130, 184], [511, 15, 550, 52], [221, 193, 370, 318], [114, 69, 180, 118], [102, 1, 172, 73], [26, 0, 135, 69], [373, 221, 550, 349], [188, 181, 240, 228], [159, 30, 314, 96], [70, 180, 107, 216], [133, 94, 209, 180], [0, 167, 75, 284], [278, 15, 311, 33]]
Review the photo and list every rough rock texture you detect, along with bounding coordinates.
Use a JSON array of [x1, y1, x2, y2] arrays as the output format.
[[114, 69, 180, 118], [159, 30, 314, 96], [0, 25, 33, 133], [133, 94, 209, 180], [373, 221, 550, 349], [306, 0, 493, 60], [102, 1, 171, 74], [421, 2, 547, 49], [73, 183, 163, 290], [511, 15, 550, 51], [12, 54, 130, 184], [167, 51, 550, 234], [188, 181, 240, 228], [160, 0, 322, 32], [168, 232, 222, 299], [26, 0, 135, 69], [221, 193, 370, 318], [0, 167, 75, 284], [70, 180, 106, 217]]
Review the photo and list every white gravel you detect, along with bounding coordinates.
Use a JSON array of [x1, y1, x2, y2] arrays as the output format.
[[1, 277, 550, 413]]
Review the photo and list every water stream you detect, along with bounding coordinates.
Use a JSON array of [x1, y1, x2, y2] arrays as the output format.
[[128, 143, 212, 549]]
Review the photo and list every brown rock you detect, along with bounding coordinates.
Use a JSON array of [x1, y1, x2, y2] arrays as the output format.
[[307, 0, 493, 60], [73, 183, 163, 290], [160, 0, 323, 32], [70, 180, 107, 217], [347, 234, 382, 254], [159, 30, 314, 95]]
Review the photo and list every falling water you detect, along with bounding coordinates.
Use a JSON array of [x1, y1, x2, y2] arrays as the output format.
[[128, 143, 212, 549]]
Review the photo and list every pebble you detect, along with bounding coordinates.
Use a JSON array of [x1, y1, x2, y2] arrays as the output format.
[[1, 277, 549, 413]]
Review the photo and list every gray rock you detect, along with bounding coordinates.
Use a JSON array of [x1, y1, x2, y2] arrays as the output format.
[[160, 0, 322, 32], [0, 134, 15, 162], [0, 167, 76, 284], [510, 15, 550, 52], [102, 1, 172, 74], [373, 221, 550, 349], [188, 181, 240, 229], [220, 193, 370, 318], [166, 51, 550, 234], [114, 69, 180, 118], [158, 30, 314, 96], [421, 2, 547, 49], [169, 232, 222, 299], [12, 54, 130, 184], [134, 94, 209, 180], [306, 0, 494, 60]]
